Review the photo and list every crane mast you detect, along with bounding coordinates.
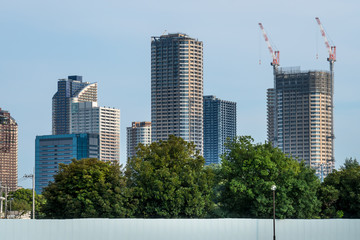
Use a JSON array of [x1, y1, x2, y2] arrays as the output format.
[[315, 17, 336, 173]]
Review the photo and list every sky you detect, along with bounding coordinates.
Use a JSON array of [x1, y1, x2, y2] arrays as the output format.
[[1, 0, 359, 189]]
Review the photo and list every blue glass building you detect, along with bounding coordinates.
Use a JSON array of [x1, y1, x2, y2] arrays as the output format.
[[35, 133, 99, 193], [52, 75, 97, 135], [203, 96, 237, 165]]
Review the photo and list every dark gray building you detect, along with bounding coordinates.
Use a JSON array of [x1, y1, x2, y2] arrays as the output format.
[[52, 76, 97, 135], [267, 67, 334, 179], [203, 95, 237, 165]]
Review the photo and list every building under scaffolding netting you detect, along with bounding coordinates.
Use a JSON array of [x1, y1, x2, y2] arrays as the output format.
[[267, 67, 334, 180]]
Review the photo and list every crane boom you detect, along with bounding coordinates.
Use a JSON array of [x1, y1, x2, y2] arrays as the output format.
[[259, 23, 279, 68], [315, 17, 336, 62]]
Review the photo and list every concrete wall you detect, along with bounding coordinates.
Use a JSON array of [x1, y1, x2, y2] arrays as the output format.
[[0, 218, 359, 240]]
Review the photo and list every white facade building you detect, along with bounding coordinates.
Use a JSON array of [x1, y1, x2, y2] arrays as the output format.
[[126, 122, 151, 160], [71, 102, 120, 164]]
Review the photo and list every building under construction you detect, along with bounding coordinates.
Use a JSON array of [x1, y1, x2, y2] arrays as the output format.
[[267, 68, 334, 179], [261, 18, 335, 179], [0, 108, 18, 191]]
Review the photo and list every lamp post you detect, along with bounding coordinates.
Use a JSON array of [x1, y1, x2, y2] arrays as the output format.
[[271, 185, 277, 240], [24, 168, 35, 219]]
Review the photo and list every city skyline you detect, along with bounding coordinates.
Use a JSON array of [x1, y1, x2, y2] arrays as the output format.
[[1, 0, 359, 189]]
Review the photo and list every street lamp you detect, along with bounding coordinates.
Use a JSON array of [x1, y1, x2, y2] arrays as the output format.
[[271, 185, 277, 240], [24, 168, 35, 219]]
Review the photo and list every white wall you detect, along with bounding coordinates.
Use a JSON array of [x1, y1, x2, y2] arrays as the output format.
[[0, 219, 359, 240]]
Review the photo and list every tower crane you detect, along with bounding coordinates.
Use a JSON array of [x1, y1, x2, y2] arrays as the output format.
[[315, 17, 336, 173], [258, 23, 280, 74], [315, 17, 336, 74]]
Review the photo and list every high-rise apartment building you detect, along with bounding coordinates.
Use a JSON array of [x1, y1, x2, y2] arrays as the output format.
[[203, 96, 237, 165], [126, 121, 151, 160], [52, 75, 97, 135], [0, 108, 18, 191], [267, 68, 334, 179], [35, 133, 100, 193], [71, 102, 120, 164], [151, 33, 203, 153]]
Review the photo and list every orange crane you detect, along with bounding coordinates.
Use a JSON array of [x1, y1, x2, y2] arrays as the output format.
[[258, 23, 280, 73]]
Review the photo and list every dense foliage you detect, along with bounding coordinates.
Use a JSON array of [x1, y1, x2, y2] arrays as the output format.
[[41, 158, 132, 218], [39, 136, 359, 219], [216, 136, 321, 219], [126, 135, 214, 218], [319, 158, 360, 218], [8, 188, 45, 218]]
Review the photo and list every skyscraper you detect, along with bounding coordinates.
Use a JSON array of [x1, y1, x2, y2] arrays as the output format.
[[35, 133, 100, 193], [203, 96, 237, 165], [0, 108, 18, 191], [52, 75, 97, 135], [71, 102, 120, 164], [267, 67, 334, 179], [127, 121, 151, 160], [151, 33, 203, 153]]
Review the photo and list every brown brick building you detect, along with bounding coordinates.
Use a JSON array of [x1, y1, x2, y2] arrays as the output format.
[[0, 108, 18, 191]]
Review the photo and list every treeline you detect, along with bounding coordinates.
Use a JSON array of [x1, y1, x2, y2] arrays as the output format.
[[9, 136, 360, 219]]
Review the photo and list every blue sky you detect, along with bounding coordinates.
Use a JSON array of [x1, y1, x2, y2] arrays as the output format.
[[1, 0, 359, 188]]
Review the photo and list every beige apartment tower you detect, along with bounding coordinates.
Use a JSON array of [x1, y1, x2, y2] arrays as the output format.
[[267, 68, 334, 179], [151, 33, 203, 154], [0, 108, 18, 191], [126, 122, 151, 160]]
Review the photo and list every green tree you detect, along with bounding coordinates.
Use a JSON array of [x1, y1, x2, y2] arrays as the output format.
[[218, 136, 321, 219], [41, 158, 133, 218], [9, 188, 45, 218], [126, 135, 214, 218], [319, 158, 360, 218]]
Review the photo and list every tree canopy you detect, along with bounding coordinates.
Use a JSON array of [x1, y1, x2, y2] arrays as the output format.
[[41, 158, 132, 218], [126, 135, 214, 218], [319, 158, 360, 218], [8, 188, 44, 218], [217, 136, 321, 219]]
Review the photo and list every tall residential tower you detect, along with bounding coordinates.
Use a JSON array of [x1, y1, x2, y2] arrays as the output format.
[[126, 121, 151, 160], [151, 33, 203, 153], [203, 96, 237, 165], [71, 102, 120, 164], [267, 67, 334, 179], [0, 108, 18, 191], [52, 75, 97, 135]]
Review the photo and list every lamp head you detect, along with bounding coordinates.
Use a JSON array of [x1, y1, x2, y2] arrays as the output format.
[[271, 185, 277, 191]]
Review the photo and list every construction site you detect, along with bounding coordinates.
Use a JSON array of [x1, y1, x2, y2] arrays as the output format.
[[260, 18, 336, 179]]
